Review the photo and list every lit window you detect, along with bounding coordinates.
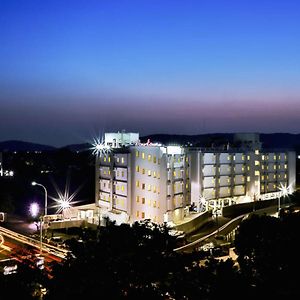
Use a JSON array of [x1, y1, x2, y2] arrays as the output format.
[[148, 184, 151, 191], [186, 157, 188, 163], [284, 174, 287, 179], [227, 155, 231, 161], [136, 180, 140, 187], [108, 157, 111, 163], [274, 155, 276, 160], [148, 154, 151, 161], [273, 174, 276, 179], [173, 170, 176, 177], [103, 170, 106, 175], [158, 158, 161, 165], [121, 157, 124, 164], [116, 157, 120, 163], [148, 170, 151, 176], [117, 171, 120, 177], [153, 186, 156, 193], [255, 150, 259, 155], [136, 150, 139, 157], [247, 155, 250, 160], [136, 196, 139, 203], [136, 165, 140, 172], [262, 155, 265, 160], [247, 166, 250, 171], [178, 157, 181, 163], [153, 156, 157, 163], [255, 160, 260, 166], [108, 170, 111, 175], [255, 171, 260, 176], [247, 176, 250, 182], [104, 157, 106, 162], [148, 199, 151, 206], [136, 211, 139, 218], [141, 212, 145, 218], [284, 164, 287, 169], [142, 168, 145, 174], [142, 152, 145, 159], [153, 171, 156, 178], [242, 155, 245, 161], [121, 185, 124, 191], [261, 175, 265, 180]]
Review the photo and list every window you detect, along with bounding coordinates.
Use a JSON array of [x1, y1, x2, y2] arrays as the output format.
[[255, 171, 260, 176], [153, 186, 156, 193], [136, 196, 139, 203], [121, 185, 124, 191], [136, 150, 139, 157], [148, 154, 151, 161], [148, 184, 151, 191], [262, 155, 265, 160], [186, 157, 188, 163], [158, 158, 161, 165], [121, 171, 124, 177], [255, 160, 260, 166], [136, 165, 140, 172], [116, 185, 119, 190], [141, 212, 145, 218], [153, 171, 156, 178], [157, 172, 160, 179], [284, 164, 287, 169], [148, 170, 151, 176], [108, 170, 111, 175], [227, 155, 231, 161], [108, 157, 111, 163], [121, 157, 125, 164], [255, 150, 259, 155], [173, 170, 176, 177], [142, 168, 145, 174], [142, 152, 145, 159], [136, 180, 140, 188], [247, 155, 250, 161], [247, 176, 250, 182], [148, 199, 151, 206], [142, 197, 145, 204], [116, 157, 120, 163], [242, 155, 245, 161], [153, 156, 157, 163], [136, 211, 139, 218], [284, 174, 287, 179], [142, 183, 145, 190]]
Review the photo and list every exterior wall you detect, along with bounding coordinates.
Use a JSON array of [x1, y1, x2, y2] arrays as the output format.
[[96, 142, 190, 224]]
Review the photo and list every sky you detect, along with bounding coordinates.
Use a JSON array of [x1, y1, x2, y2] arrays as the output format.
[[0, 0, 300, 146]]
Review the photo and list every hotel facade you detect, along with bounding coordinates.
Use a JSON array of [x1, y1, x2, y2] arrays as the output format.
[[95, 132, 296, 224]]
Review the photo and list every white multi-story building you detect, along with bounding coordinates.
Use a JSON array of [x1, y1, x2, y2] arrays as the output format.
[[95, 132, 296, 224], [95, 132, 190, 224], [189, 134, 296, 213]]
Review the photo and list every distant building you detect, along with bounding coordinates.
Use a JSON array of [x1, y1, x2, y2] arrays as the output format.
[[93, 132, 296, 224], [190, 133, 296, 213]]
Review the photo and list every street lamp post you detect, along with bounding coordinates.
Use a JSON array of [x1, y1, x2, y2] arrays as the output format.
[[32, 181, 48, 255]]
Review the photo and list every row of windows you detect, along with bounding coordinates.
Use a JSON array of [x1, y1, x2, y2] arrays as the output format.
[[103, 156, 126, 164], [102, 169, 126, 177], [136, 166, 161, 178], [135, 181, 160, 193], [261, 154, 287, 161], [261, 164, 287, 170], [135, 151, 160, 164], [261, 174, 287, 180], [136, 196, 159, 208]]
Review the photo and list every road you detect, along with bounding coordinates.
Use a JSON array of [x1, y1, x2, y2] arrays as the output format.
[[0, 225, 69, 261], [174, 204, 290, 253]]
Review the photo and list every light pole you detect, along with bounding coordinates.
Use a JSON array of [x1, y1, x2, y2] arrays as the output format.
[[32, 182, 48, 216], [32, 181, 48, 255]]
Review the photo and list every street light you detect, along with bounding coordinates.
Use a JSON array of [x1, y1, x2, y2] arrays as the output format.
[[32, 181, 48, 255], [31, 181, 48, 216]]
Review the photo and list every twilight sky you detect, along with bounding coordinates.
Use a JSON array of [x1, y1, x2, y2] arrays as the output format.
[[0, 0, 300, 146]]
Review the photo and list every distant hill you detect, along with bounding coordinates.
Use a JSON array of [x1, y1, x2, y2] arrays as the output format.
[[0, 140, 56, 152], [141, 133, 300, 150], [0, 133, 299, 152], [61, 143, 91, 152]]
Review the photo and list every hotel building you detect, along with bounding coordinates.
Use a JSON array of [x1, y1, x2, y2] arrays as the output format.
[[95, 132, 190, 224], [95, 132, 296, 224]]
